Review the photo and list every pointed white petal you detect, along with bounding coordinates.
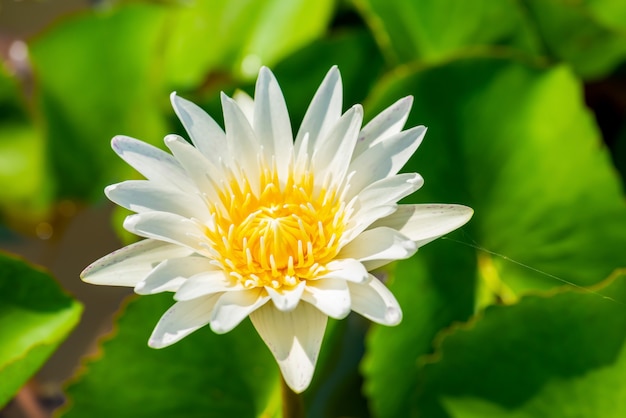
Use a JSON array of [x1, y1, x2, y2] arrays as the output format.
[[111, 135, 195, 192], [81, 239, 191, 287], [311, 104, 363, 185], [254, 67, 293, 178], [105, 180, 210, 220], [348, 275, 402, 325], [148, 295, 220, 348], [174, 270, 242, 301], [346, 126, 426, 199], [170, 92, 229, 164], [250, 302, 328, 393], [123, 212, 206, 252], [353, 96, 413, 159], [340, 173, 424, 243], [135, 255, 215, 295], [357, 173, 424, 210], [265, 281, 306, 312], [338, 227, 417, 271], [320, 258, 369, 283], [221, 93, 261, 184], [164, 134, 223, 201], [371, 204, 474, 247], [341, 205, 397, 245], [294, 66, 342, 158], [210, 289, 269, 334], [302, 278, 351, 319], [293, 132, 310, 177], [233, 89, 255, 124]]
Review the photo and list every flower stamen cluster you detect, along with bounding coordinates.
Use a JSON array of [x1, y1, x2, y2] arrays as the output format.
[[206, 168, 347, 290]]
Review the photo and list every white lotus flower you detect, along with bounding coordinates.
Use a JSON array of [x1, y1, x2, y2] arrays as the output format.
[[81, 66, 473, 393]]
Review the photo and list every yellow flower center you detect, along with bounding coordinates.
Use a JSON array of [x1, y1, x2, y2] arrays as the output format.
[[205, 168, 347, 289]]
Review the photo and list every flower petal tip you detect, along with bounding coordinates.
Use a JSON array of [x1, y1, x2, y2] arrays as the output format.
[[284, 377, 311, 394], [452, 204, 474, 227], [408, 173, 424, 186], [163, 134, 179, 145], [122, 213, 139, 229], [170, 92, 185, 112], [148, 338, 166, 349], [110, 134, 126, 151], [258, 65, 272, 77], [209, 320, 228, 335], [386, 306, 402, 326], [79, 265, 91, 281], [103, 183, 117, 198]]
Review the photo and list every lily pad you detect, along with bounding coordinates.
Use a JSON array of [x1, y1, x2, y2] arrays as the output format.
[[28, 3, 169, 201], [0, 64, 51, 224], [354, 0, 626, 78], [163, 0, 335, 87], [362, 56, 626, 418], [0, 252, 82, 408], [417, 271, 626, 417], [61, 294, 281, 418]]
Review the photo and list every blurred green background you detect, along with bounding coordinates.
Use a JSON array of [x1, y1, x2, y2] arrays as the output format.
[[1, 0, 626, 417]]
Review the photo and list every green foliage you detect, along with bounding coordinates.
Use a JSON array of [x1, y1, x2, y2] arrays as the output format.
[[164, 0, 335, 87], [0, 65, 52, 223], [354, 0, 626, 78], [363, 56, 626, 418], [353, 0, 540, 64], [363, 245, 477, 418], [418, 271, 626, 417], [61, 294, 280, 418], [0, 253, 82, 407], [375, 58, 626, 292], [523, 0, 626, 79], [273, 29, 385, 127], [29, 4, 169, 201]]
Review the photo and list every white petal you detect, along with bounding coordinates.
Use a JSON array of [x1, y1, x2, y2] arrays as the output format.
[[293, 132, 310, 177], [250, 302, 328, 393], [320, 258, 369, 283], [346, 126, 426, 199], [302, 278, 351, 319], [81, 239, 191, 287], [341, 205, 397, 245], [348, 275, 402, 325], [340, 173, 423, 243], [294, 66, 342, 159], [164, 134, 223, 202], [311, 104, 363, 186], [338, 227, 417, 271], [221, 93, 261, 185], [356, 172, 424, 210], [254, 67, 294, 178], [265, 281, 306, 312], [233, 89, 255, 124], [111, 135, 195, 192], [135, 255, 215, 295], [210, 289, 269, 334], [105, 180, 210, 220], [123, 212, 206, 252], [148, 295, 220, 348], [174, 270, 242, 301], [371, 204, 474, 247], [170, 92, 229, 165], [353, 96, 413, 159]]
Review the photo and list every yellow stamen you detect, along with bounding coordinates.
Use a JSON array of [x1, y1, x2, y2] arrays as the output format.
[[205, 169, 346, 289]]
